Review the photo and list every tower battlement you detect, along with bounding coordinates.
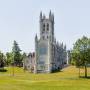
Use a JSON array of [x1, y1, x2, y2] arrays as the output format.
[[40, 11, 54, 23]]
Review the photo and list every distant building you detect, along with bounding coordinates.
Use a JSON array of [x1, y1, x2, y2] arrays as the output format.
[[23, 53, 35, 72], [23, 11, 67, 73]]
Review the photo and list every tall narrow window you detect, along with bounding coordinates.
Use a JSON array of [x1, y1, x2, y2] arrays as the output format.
[[47, 23, 49, 31], [47, 36, 48, 39], [43, 24, 45, 32]]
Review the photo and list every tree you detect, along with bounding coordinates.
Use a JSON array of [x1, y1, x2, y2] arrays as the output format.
[[6, 52, 13, 66], [21, 52, 27, 62], [0, 51, 5, 68], [12, 40, 22, 67], [72, 36, 90, 78]]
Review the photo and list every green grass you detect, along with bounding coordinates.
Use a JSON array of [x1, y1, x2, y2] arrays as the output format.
[[0, 66, 90, 90]]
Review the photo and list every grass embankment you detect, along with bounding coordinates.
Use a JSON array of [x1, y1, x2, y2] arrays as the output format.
[[0, 66, 90, 90]]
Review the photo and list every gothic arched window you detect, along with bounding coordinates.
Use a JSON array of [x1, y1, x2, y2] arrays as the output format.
[[43, 24, 45, 31], [47, 23, 49, 31]]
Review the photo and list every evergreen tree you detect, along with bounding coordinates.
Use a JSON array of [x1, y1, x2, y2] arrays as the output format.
[[12, 40, 22, 67], [6, 52, 13, 66]]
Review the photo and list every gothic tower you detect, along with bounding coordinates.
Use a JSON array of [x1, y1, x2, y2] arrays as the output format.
[[23, 11, 67, 73], [34, 11, 55, 73], [40, 11, 54, 42]]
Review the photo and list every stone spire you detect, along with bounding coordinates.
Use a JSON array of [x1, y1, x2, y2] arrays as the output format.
[[40, 11, 42, 21], [49, 10, 52, 20], [52, 13, 54, 23], [43, 14, 46, 19], [49, 10, 51, 17], [49, 10, 54, 23], [64, 44, 66, 50]]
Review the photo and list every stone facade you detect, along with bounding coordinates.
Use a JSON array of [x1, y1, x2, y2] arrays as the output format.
[[23, 53, 35, 72], [23, 11, 67, 73]]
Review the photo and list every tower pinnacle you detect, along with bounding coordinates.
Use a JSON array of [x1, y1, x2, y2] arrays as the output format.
[[40, 11, 42, 21]]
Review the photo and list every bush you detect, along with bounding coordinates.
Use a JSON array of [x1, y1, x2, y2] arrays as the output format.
[[0, 68, 7, 72]]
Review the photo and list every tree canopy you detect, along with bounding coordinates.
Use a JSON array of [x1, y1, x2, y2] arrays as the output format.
[[12, 40, 22, 66], [71, 36, 90, 77], [0, 51, 5, 68]]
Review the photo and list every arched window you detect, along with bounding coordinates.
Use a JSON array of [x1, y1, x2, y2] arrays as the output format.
[[47, 23, 49, 31], [43, 24, 45, 31]]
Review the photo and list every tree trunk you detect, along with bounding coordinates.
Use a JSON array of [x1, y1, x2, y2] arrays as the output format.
[[79, 67, 80, 77], [85, 65, 87, 78], [12, 65, 15, 76]]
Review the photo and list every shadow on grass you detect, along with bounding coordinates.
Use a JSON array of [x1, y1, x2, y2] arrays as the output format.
[[0, 68, 7, 72], [79, 76, 90, 79], [52, 70, 63, 73]]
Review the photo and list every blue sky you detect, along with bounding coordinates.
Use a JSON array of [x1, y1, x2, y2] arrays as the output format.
[[0, 0, 90, 53]]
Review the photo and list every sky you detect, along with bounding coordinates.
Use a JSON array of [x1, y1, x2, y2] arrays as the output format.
[[0, 0, 90, 53]]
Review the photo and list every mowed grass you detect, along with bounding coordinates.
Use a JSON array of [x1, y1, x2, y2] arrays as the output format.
[[0, 66, 90, 90]]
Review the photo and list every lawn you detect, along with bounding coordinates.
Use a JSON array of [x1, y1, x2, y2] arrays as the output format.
[[0, 66, 90, 90]]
